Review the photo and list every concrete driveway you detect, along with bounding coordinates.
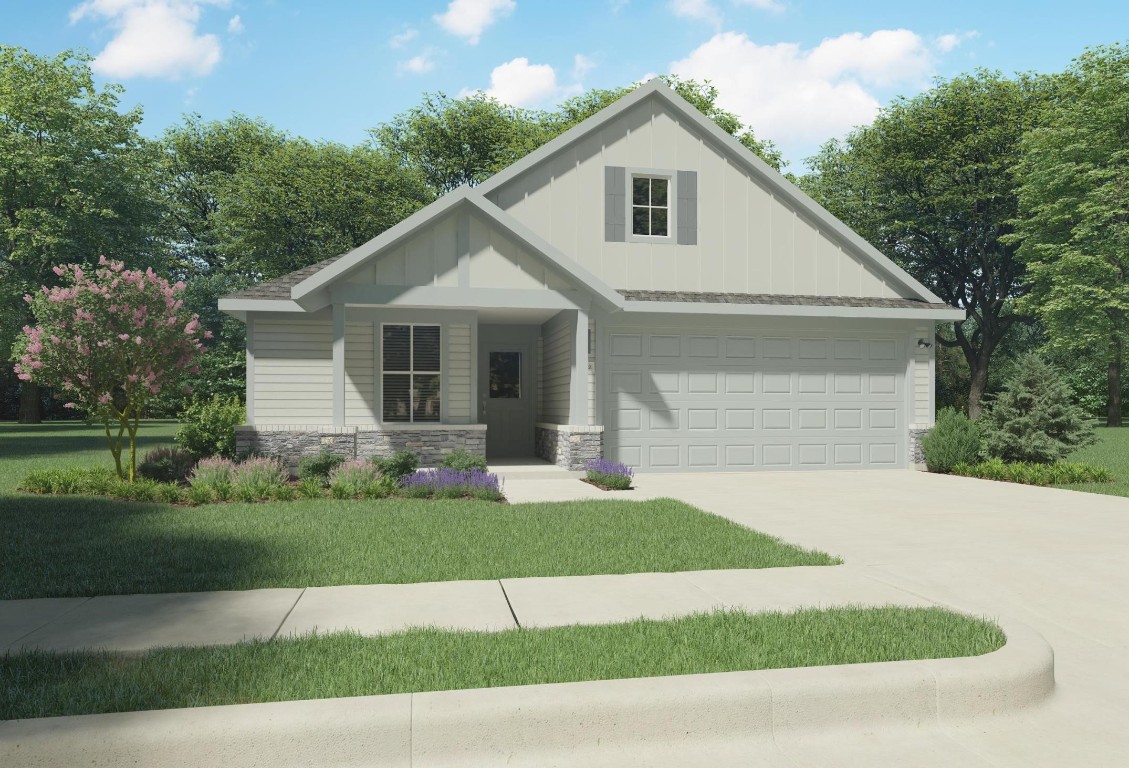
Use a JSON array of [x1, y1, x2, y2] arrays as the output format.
[[620, 470, 1129, 766]]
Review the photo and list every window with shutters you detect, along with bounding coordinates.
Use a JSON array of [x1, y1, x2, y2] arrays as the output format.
[[381, 324, 441, 423], [631, 174, 671, 237]]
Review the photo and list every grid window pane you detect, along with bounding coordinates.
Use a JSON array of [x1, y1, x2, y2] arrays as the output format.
[[651, 207, 668, 236], [632, 206, 650, 235], [383, 374, 411, 421], [413, 374, 441, 422], [651, 178, 668, 206], [413, 326, 440, 371], [632, 177, 650, 205], [382, 325, 410, 371]]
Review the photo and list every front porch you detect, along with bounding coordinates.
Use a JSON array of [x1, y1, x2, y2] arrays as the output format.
[[238, 305, 603, 472]]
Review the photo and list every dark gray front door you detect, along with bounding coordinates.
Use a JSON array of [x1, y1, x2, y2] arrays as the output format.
[[478, 327, 535, 458]]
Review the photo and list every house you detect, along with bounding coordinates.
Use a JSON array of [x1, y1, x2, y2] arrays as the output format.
[[218, 79, 964, 472]]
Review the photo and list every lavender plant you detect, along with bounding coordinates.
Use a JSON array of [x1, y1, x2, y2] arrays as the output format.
[[585, 458, 634, 490], [400, 468, 504, 501]]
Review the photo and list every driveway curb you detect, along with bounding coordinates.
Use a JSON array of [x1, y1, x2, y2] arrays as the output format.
[[0, 618, 1053, 767]]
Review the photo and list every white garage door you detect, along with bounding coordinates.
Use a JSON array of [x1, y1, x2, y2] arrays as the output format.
[[603, 330, 907, 471]]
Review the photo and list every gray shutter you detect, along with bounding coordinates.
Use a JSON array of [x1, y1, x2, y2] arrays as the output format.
[[677, 170, 697, 245], [604, 166, 626, 242]]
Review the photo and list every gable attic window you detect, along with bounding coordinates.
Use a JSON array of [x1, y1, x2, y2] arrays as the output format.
[[631, 175, 670, 237], [382, 324, 441, 423]]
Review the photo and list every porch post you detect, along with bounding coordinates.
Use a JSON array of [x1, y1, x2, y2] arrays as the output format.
[[569, 308, 589, 425], [332, 303, 345, 428]]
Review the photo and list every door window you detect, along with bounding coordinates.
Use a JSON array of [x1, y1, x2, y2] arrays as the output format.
[[489, 351, 521, 399]]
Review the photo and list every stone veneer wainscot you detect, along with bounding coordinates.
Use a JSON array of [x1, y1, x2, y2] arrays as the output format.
[[908, 427, 930, 468], [236, 424, 487, 475], [535, 423, 604, 471]]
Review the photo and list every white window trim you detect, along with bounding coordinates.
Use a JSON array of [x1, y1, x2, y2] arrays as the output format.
[[626, 167, 676, 243], [380, 322, 442, 424]]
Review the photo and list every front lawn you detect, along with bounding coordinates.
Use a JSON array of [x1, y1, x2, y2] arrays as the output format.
[[0, 606, 1004, 720], [1061, 426, 1129, 497], [0, 422, 836, 599]]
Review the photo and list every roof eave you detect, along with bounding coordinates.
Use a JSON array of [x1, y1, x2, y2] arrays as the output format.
[[621, 300, 965, 321]]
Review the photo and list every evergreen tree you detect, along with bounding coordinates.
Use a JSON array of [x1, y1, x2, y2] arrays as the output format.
[[981, 354, 1096, 463]]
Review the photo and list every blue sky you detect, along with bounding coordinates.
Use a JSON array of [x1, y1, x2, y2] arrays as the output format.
[[7, 0, 1123, 167]]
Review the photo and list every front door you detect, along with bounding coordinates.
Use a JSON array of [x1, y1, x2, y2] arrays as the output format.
[[478, 327, 535, 458]]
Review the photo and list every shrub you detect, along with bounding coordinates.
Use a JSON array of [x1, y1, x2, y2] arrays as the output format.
[[19, 467, 116, 495], [156, 483, 184, 504], [109, 478, 163, 503], [400, 468, 504, 501], [177, 395, 245, 460], [184, 484, 214, 505], [372, 450, 418, 481], [585, 458, 634, 490], [298, 453, 345, 486], [297, 476, 325, 499], [980, 353, 1097, 464], [138, 447, 197, 483], [189, 457, 237, 501], [951, 459, 1112, 486], [439, 449, 489, 472], [921, 409, 982, 473], [231, 457, 289, 502], [328, 460, 392, 499]]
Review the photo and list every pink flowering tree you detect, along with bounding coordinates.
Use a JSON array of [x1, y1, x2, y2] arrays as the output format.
[[13, 257, 210, 480]]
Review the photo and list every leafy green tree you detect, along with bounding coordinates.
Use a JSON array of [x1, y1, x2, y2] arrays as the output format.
[[371, 92, 548, 193], [215, 139, 431, 280], [980, 354, 1096, 463], [0, 47, 162, 422], [801, 72, 1049, 418], [159, 114, 286, 275], [1010, 44, 1129, 426]]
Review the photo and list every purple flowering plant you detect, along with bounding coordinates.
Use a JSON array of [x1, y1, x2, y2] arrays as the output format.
[[585, 458, 634, 490], [400, 468, 504, 501]]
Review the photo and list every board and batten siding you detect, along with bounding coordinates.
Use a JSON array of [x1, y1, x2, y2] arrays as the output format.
[[253, 317, 333, 423], [488, 95, 904, 300], [447, 323, 472, 422], [343, 209, 575, 293], [539, 312, 573, 424]]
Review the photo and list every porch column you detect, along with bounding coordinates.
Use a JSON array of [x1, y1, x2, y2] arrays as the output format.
[[332, 303, 345, 428], [569, 308, 589, 425]]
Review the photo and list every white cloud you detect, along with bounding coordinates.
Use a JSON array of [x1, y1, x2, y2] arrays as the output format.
[[70, 0, 227, 79], [669, 0, 721, 27], [467, 57, 580, 107], [572, 53, 595, 81], [670, 30, 935, 155], [936, 30, 979, 53], [389, 28, 418, 48], [434, 0, 515, 45], [398, 51, 437, 75], [226, 13, 242, 34], [733, 0, 784, 11]]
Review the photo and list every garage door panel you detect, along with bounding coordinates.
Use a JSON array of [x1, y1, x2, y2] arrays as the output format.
[[603, 329, 906, 472]]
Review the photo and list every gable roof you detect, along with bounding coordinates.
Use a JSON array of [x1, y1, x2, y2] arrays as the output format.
[[474, 78, 945, 306], [227, 255, 344, 300], [285, 187, 624, 310]]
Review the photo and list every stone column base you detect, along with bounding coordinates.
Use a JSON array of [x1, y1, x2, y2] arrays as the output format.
[[908, 426, 930, 468], [534, 423, 604, 471], [235, 424, 487, 476]]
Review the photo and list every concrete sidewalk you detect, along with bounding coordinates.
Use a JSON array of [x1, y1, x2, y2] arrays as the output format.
[[1, 564, 933, 653]]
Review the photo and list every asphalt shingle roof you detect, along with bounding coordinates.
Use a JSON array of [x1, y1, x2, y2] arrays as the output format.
[[619, 290, 951, 310], [224, 255, 345, 300]]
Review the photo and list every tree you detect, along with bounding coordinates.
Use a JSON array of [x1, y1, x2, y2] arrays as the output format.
[[980, 354, 1096, 463], [0, 47, 162, 423], [801, 72, 1049, 418], [214, 139, 431, 280], [1010, 45, 1129, 426], [13, 257, 207, 480], [371, 92, 548, 194]]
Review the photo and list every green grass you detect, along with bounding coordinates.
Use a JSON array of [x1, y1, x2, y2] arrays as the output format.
[[0, 422, 837, 599], [1061, 426, 1129, 497], [0, 606, 1004, 721]]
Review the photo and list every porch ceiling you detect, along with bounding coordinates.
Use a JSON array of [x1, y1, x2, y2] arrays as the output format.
[[477, 307, 560, 324]]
